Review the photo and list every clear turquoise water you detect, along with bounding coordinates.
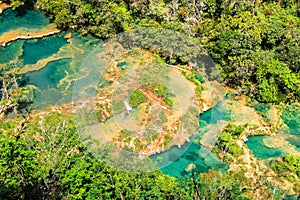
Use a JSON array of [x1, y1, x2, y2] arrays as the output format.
[[0, 7, 50, 34], [253, 103, 271, 117], [117, 61, 128, 68], [151, 142, 228, 177], [0, 8, 100, 109], [0, 39, 24, 64], [20, 33, 68, 65], [21, 58, 73, 108], [21, 32, 99, 109], [0, 33, 68, 65], [246, 103, 300, 158], [151, 102, 230, 177], [286, 136, 300, 152], [1, 8, 300, 178], [282, 104, 300, 135], [199, 102, 231, 126], [246, 136, 284, 159]]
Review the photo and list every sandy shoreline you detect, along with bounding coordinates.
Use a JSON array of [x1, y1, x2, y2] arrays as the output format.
[[0, 1, 13, 14], [0, 25, 60, 47], [0, 2, 60, 46]]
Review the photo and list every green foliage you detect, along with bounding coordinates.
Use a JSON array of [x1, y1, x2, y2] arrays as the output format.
[[164, 133, 173, 147], [195, 85, 203, 98], [154, 83, 167, 97], [0, 62, 31, 117], [112, 100, 125, 114], [129, 89, 147, 107], [179, 170, 249, 199], [24, 0, 300, 104], [215, 124, 245, 159], [164, 97, 173, 108], [159, 110, 167, 122], [0, 96, 292, 199], [204, 4, 300, 103], [224, 124, 245, 137], [273, 155, 300, 177], [144, 128, 159, 143], [2, 1, 300, 198], [145, 82, 167, 97], [0, 113, 184, 199], [115, 129, 133, 143]]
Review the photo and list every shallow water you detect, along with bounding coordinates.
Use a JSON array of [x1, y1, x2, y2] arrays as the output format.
[[286, 136, 300, 152], [22, 58, 73, 108], [0, 39, 24, 64], [253, 103, 271, 117], [281, 104, 300, 135], [18, 32, 99, 109], [246, 136, 284, 159], [1, 8, 300, 178], [151, 141, 228, 177], [20, 33, 68, 65], [0, 8, 100, 109], [151, 102, 230, 177], [0, 8, 50, 35], [246, 103, 300, 158]]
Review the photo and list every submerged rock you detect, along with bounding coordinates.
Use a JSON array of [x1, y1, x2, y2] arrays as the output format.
[[185, 163, 196, 172]]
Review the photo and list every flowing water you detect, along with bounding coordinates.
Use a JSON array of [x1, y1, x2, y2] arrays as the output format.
[[246, 103, 300, 159], [151, 102, 230, 177], [1, 7, 299, 178], [0, 8, 100, 109]]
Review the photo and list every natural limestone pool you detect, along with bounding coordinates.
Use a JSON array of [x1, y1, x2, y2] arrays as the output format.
[[0, 7, 100, 109], [151, 102, 231, 177], [245, 103, 300, 159], [1, 7, 299, 178]]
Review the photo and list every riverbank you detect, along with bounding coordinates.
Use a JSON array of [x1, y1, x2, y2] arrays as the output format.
[[0, 24, 60, 47], [216, 97, 300, 196], [0, 1, 13, 14], [22, 47, 224, 157]]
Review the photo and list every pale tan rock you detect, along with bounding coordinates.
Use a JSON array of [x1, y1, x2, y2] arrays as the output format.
[[185, 163, 196, 172]]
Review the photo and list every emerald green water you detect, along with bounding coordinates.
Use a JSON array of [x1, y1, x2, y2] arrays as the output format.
[[0, 7, 100, 109], [0, 7, 50, 34], [26, 32, 99, 109], [20, 33, 68, 65], [246, 103, 300, 158], [1, 8, 300, 178], [0, 39, 24, 64], [151, 102, 230, 177], [282, 104, 300, 135], [21, 58, 73, 108], [286, 136, 300, 152], [246, 136, 284, 159], [8, 31, 99, 109], [253, 103, 271, 118]]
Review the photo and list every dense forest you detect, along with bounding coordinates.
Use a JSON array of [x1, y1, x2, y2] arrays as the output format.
[[0, 112, 291, 199], [5, 0, 300, 103], [0, 0, 300, 199]]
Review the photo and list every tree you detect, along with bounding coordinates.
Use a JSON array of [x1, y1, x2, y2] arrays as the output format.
[[0, 61, 31, 118]]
